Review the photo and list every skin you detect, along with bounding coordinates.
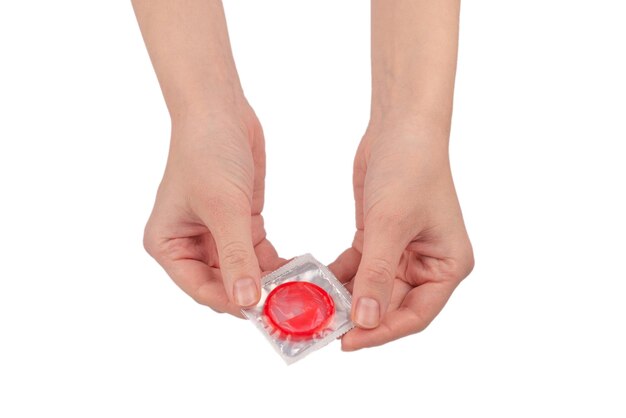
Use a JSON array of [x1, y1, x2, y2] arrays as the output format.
[[133, 0, 283, 316], [329, 0, 474, 350], [133, 0, 473, 347]]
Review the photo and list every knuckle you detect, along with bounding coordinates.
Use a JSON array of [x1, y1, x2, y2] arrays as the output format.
[[190, 293, 206, 306], [191, 284, 224, 313], [406, 311, 431, 334], [361, 257, 396, 285], [449, 244, 475, 282], [220, 240, 251, 268], [143, 223, 159, 258], [191, 294, 219, 314], [192, 296, 224, 312], [459, 244, 475, 279], [413, 320, 429, 334], [465, 249, 475, 277]]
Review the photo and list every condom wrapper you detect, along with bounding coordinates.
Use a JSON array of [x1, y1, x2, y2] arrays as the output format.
[[242, 254, 354, 364]]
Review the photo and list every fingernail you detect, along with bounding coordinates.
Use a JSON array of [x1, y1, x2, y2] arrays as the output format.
[[355, 297, 380, 329], [233, 278, 258, 307]]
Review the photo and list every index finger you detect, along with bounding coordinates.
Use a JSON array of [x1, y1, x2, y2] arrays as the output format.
[[165, 258, 245, 317]]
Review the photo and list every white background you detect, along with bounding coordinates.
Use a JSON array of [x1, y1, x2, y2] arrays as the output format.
[[1, 1, 625, 416]]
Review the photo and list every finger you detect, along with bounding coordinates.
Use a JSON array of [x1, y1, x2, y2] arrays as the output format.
[[250, 114, 267, 216], [199, 201, 261, 308], [342, 281, 457, 351], [165, 258, 244, 318], [251, 214, 268, 245], [251, 215, 289, 271], [353, 149, 366, 231], [254, 238, 287, 272], [351, 220, 408, 329], [328, 247, 361, 283]]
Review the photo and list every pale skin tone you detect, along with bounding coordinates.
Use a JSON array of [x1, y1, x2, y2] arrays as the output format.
[[133, 0, 473, 349]]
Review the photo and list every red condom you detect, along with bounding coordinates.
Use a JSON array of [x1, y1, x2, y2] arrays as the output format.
[[264, 281, 335, 339]]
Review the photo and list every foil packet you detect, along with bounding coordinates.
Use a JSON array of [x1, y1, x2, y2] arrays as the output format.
[[242, 254, 354, 364]]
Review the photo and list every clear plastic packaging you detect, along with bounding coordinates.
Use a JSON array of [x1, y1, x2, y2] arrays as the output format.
[[242, 254, 354, 364]]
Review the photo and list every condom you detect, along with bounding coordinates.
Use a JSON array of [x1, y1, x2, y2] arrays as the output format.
[[242, 254, 354, 364], [264, 281, 335, 340]]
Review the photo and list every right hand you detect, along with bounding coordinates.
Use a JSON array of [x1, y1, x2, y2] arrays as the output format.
[[143, 105, 284, 316]]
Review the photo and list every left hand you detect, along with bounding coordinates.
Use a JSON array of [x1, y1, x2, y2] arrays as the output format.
[[330, 124, 474, 350]]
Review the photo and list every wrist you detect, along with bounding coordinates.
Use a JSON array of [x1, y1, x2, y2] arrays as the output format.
[[370, 86, 453, 131], [366, 108, 452, 153], [169, 87, 250, 129]]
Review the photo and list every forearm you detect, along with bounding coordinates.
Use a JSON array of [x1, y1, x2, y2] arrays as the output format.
[[131, 0, 245, 123], [370, 0, 460, 136]]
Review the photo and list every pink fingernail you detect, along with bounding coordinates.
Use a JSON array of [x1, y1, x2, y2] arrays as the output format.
[[355, 297, 380, 328], [233, 278, 258, 307]]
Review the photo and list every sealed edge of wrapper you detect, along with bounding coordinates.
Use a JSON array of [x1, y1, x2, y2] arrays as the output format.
[[241, 253, 355, 365]]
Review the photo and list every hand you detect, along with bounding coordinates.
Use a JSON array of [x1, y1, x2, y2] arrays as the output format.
[[143, 106, 284, 317], [330, 124, 474, 350]]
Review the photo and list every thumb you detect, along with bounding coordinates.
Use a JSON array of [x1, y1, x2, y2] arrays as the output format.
[[200, 199, 261, 307], [352, 217, 409, 329]]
